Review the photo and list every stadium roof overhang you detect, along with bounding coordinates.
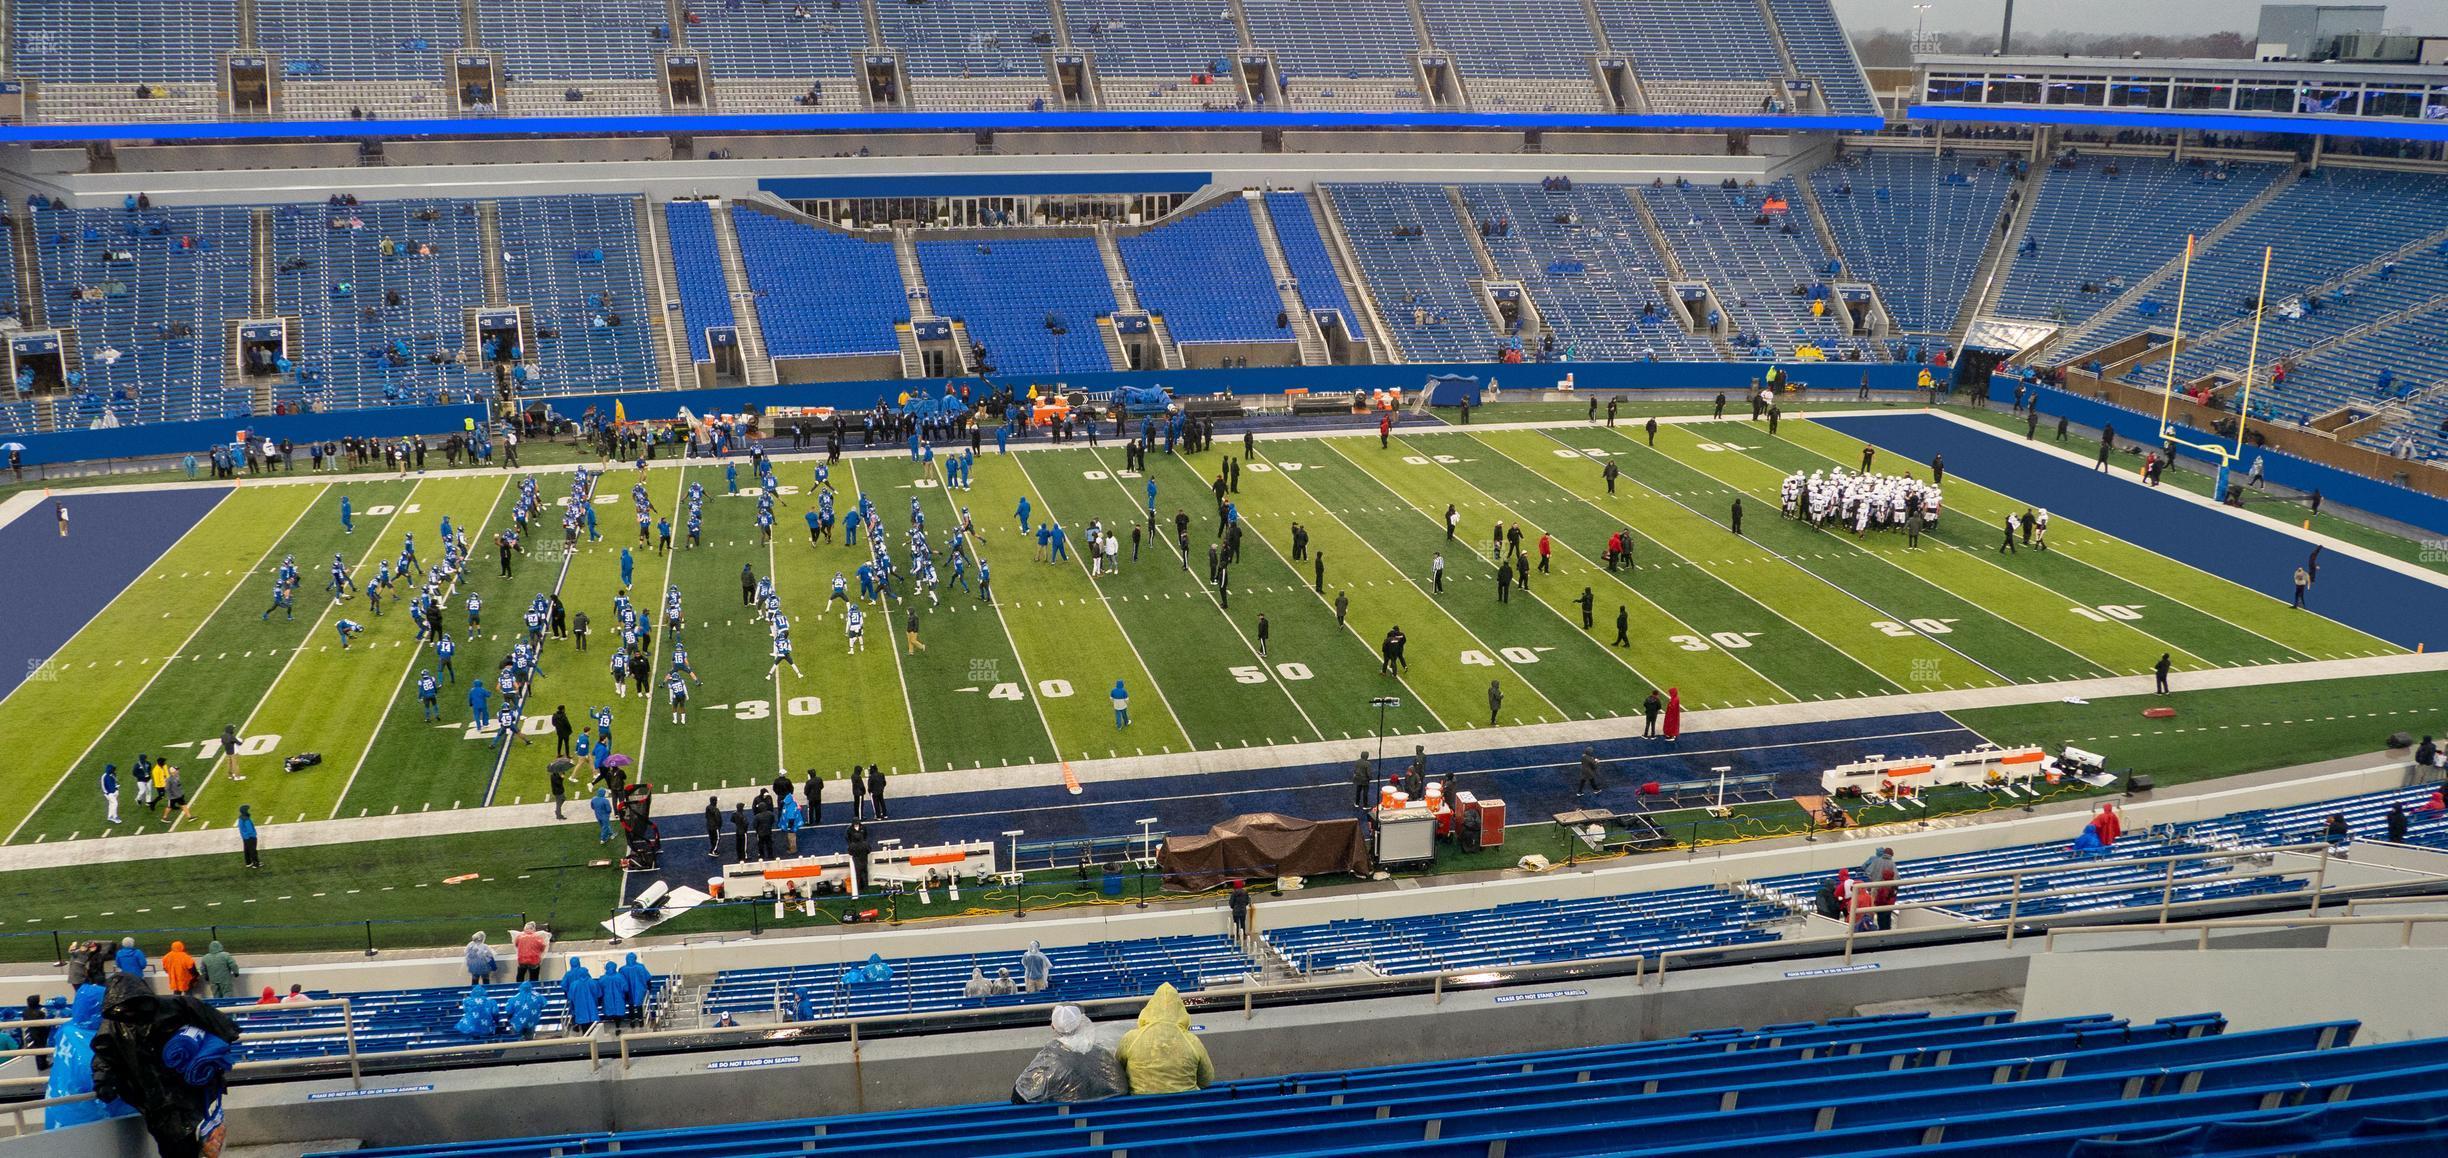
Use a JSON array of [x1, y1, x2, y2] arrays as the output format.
[[1907, 103, 2448, 142], [0, 109, 1885, 145]]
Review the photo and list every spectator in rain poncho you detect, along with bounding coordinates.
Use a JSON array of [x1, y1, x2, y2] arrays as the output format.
[[617, 953, 653, 1027], [963, 966, 993, 999], [2070, 823, 2106, 856], [1012, 1005, 1126, 1104], [595, 956, 632, 1025], [562, 958, 600, 1032], [506, 982, 544, 1037], [92, 973, 242, 1157], [43, 984, 137, 1130], [841, 953, 895, 986], [1022, 941, 1052, 994], [197, 941, 240, 999], [454, 985, 499, 1038], [1116, 983, 1212, 1095], [464, 932, 498, 986], [990, 968, 1017, 996], [113, 938, 147, 979]]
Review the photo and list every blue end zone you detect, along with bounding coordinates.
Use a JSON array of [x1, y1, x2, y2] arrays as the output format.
[[624, 710, 1985, 900], [1815, 412, 2447, 651], [0, 487, 231, 697]]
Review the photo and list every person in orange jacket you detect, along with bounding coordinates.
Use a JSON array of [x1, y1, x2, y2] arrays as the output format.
[[159, 942, 197, 996]]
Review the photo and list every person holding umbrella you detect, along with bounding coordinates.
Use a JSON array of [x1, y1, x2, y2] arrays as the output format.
[[546, 757, 573, 819]]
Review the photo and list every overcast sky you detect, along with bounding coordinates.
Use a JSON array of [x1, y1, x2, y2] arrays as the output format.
[[1832, 0, 2448, 37]]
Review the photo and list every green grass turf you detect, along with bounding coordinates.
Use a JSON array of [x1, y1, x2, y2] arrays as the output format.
[[848, 456, 1060, 772], [1013, 448, 1321, 750], [1129, 446, 1425, 743], [1947, 406, 2448, 579], [1207, 446, 1479, 734], [958, 450, 1192, 759], [1798, 418, 2403, 661], [0, 484, 322, 841], [1647, 426, 2188, 679], [0, 823, 620, 963], [1952, 670, 2448, 788], [7, 480, 423, 843], [178, 475, 517, 832], [1419, 429, 1894, 702], [1296, 439, 1643, 722], [10, 418, 2433, 851], [1768, 422, 2329, 669]]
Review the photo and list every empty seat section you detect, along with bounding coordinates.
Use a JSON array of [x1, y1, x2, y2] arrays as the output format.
[[480, 0, 665, 80], [1419, 0, 1604, 110], [917, 236, 1117, 374], [686, 2, 865, 82], [496, 195, 653, 395], [258, 0, 459, 118], [1321, 182, 1488, 362], [1459, 183, 1717, 360], [1242, 0, 1423, 111], [705, 934, 1252, 1019], [730, 209, 908, 358], [270, 199, 485, 412], [1062, 0, 1244, 109], [1595, 0, 1781, 115], [1998, 154, 2282, 327], [33, 203, 255, 426], [1267, 885, 1789, 975], [662, 201, 736, 365], [875, 0, 1053, 111], [15, 0, 238, 121], [1809, 150, 2019, 337], [1117, 199, 1290, 346], [1767, 0, 1881, 116], [1641, 177, 1863, 357], [1264, 191, 1370, 347]]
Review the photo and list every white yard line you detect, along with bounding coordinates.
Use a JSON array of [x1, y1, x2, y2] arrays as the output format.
[[1006, 451, 1196, 744], [907, 456, 1063, 765], [838, 457, 929, 775], [2, 484, 328, 843], [1276, 441, 1570, 722]]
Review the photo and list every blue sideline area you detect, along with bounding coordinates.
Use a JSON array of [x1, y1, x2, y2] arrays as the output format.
[[312, 1012, 2448, 1158], [1815, 411, 2448, 650], [0, 486, 228, 696], [624, 710, 1982, 902], [2012, 381, 2448, 537]]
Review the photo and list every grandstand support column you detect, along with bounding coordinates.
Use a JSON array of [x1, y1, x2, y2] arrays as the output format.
[[249, 209, 274, 318], [1444, 187, 1501, 280], [1244, 192, 1329, 367], [12, 215, 47, 329], [1224, 0, 1256, 49], [1093, 224, 1143, 313], [476, 203, 507, 308], [1748, 0, 1807, 96], [890, 225, 933, 318], [1789, 178, 1849, 278], [707, 202, 778, 387], [1956, 158, 2048, 342], [1309, 188, 1397, 365], [637, 196, 691, 392]]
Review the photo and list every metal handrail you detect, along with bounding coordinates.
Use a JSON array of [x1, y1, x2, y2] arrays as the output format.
[[0, 842, 2386, 1109], [2043, 911, 2448, 952]]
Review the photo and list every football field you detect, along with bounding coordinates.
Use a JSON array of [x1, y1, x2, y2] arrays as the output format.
[[0, 413, 2412, 847]]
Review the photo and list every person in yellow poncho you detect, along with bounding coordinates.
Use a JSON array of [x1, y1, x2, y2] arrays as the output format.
[[1116, 983, 1213, 1095]]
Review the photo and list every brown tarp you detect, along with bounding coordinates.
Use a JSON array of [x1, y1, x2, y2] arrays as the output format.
[[1158, 812, 1373, 892]]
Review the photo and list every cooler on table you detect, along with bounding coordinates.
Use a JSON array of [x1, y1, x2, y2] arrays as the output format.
[[1460, 793, 1506, 848]]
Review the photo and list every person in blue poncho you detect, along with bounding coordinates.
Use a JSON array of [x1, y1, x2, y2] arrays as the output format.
[[562, 958, 600, 1033], [595, 955, 631, 1026], [454, 985, 499, 1039], [618, 954, 654, 1028], [44, 984, 137, 1130], [506, 982, 544, 1038], [113, 937, 147, 979], [93, 973, 242, 1156]]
